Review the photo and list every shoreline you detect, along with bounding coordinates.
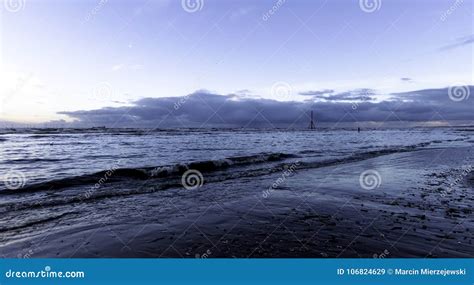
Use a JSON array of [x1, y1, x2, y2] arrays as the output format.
[[1, 146, 473, 258]]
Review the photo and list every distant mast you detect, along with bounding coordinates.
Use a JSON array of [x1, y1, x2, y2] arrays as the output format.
[[309, 110, 316, 130]]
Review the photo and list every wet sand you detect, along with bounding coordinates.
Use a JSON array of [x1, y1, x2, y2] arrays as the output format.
[[1, 146, 473, 258]]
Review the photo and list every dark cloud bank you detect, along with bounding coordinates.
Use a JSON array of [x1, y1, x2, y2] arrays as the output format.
[[58, 86, 474, 128]]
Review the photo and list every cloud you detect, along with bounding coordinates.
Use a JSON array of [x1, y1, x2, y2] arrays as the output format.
[[229, 6, 255, 21], [58, 86, 474, 128], [299, 89, 334, 96], [322, 89, 375, 102], [112, 64, 144, 72], [301, 89, 375, 102], [400, 77, 412, 82], [439, 34, 474, 51], [112, 64, 124, 71]]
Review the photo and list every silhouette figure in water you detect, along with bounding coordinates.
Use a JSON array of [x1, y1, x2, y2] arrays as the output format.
[[358, 127, 360, 133]]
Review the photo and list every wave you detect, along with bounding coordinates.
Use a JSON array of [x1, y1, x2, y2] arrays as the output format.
[[3, 158, 70, 164], [0, 141, 435, 199], [1, 152, 296, 193], [28, 134, 77, 139], [0, 212, 75, 233], [1, 142, 435, 196], [0, 142, 435, 212], [298, 150, 324, 154]]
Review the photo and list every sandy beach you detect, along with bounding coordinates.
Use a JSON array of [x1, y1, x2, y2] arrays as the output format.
[[1, 136, 473, 258]]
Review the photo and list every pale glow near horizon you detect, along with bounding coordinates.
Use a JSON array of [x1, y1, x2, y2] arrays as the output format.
[[0, 0, 472, 123]]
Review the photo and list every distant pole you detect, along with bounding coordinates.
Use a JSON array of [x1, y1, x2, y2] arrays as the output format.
[[309, 110, 316, 130]]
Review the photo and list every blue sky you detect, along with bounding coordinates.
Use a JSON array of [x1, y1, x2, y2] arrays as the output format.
[[0, 0, 472, 125]]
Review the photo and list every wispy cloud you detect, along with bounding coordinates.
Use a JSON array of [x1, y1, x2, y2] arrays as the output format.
[[112, 64, 124, 71], [439, 34, 474, 51], [300, 89, 375, 102], [229, 6, 255, 21], [111, 64, 144, 72], [299, 89, 334, 96]]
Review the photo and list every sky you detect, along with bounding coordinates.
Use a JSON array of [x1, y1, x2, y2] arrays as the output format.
[[0, 0, 473, 127]]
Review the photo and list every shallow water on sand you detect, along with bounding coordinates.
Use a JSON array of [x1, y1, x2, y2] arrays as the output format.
[[0, 127, 473, 257]]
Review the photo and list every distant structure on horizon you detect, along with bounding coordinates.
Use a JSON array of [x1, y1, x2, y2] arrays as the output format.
[[309, 110, 316, 130]]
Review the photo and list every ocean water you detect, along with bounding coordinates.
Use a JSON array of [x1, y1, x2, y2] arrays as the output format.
[[1, 127, 474, 257], [0, 127, 472, 190]]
